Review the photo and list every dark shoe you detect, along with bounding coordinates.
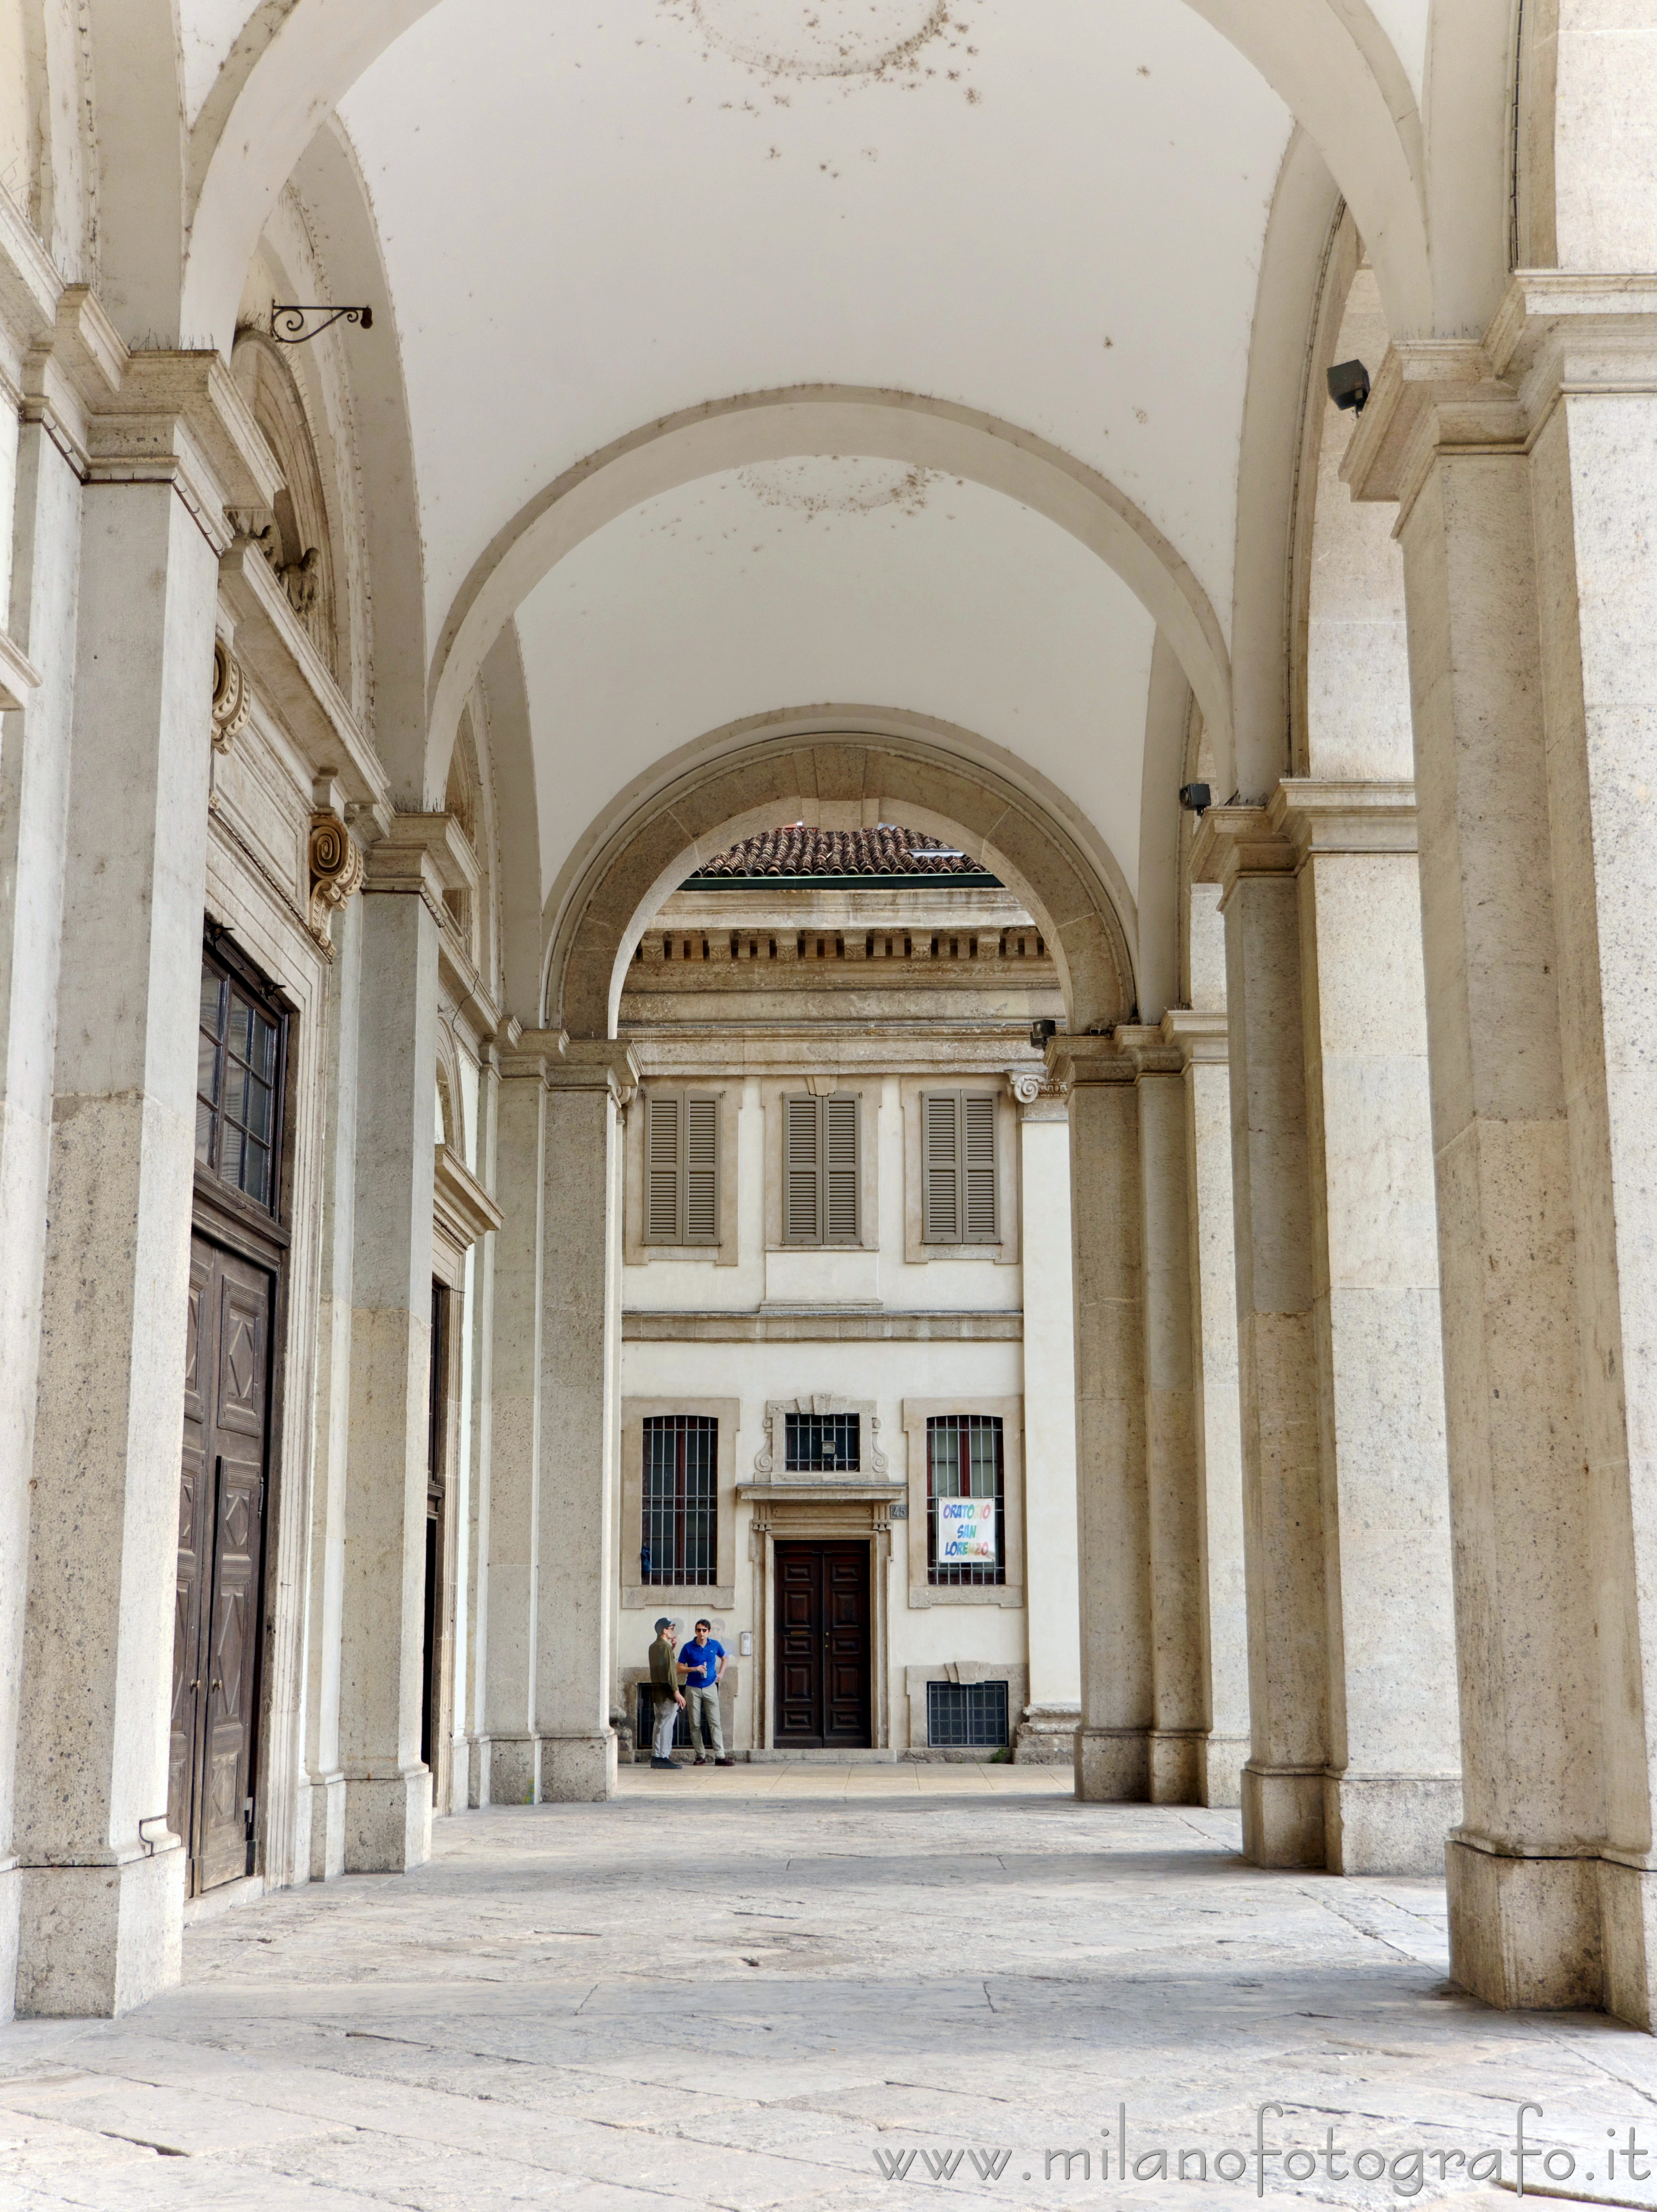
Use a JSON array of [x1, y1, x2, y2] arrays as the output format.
[[650, 1758, 677, 1770], [693, 1757, 706, 1766], [715, 1757, 736, 1767]]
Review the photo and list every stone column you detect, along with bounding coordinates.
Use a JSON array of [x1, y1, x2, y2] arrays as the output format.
[[1192, 811, 1329, 1867], [1011, 1076, 1082, 1763], [0, 370, 71, 2010], [1345, 330, 1598, 2004], [13, 447, 226, 2013], [462, 1042, 500, 1807], [1163, 1007, 1249, 1809], [481, 1043, 547, 1805], [303, 884, 364, 1881], [1271, 780, 1462, 1874], [1057, 1036, 1151, 1801], [533, 1038, 633, 1802], [336, 821, 446, 1872], [1120, 1029, 1205, 1804]]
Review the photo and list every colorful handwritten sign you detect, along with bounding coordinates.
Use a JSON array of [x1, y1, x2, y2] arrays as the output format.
[[936, 1496, 997, 1565]]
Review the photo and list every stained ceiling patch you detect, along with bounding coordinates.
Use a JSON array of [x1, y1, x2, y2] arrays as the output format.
[[687, 0, 953, 81]]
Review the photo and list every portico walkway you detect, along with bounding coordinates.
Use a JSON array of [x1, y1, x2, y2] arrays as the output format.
[[1, 1770, 1650, 2209]]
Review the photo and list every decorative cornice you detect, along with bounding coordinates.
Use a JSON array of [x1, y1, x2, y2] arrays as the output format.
[[1159, 1006, 1229, 1070], [1047, 1032, 1134, 1087], [1267, 778, 1418, 862], [550, 1036, 640, 1106], [626, 1308, 1022, 1344], [1341, 341, 1522, 515], [433, 1141, 504, 1255], [363, 811, 477, 924], [1113, 1023, 1183, 1079]]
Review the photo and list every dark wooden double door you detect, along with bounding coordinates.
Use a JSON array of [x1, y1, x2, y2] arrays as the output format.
[[774, 1542, 871, 1747], [170, 1237, 271, 1894]]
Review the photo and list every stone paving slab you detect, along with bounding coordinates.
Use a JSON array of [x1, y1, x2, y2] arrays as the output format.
[[0, 1769, 1649, 2210]]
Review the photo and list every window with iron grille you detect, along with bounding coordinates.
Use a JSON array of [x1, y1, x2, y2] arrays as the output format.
[[197, 946, 286, 1215], [641, 1416, 717, 1584], [927, 1679, 1009, 1748], [785, 1411, 860, 1473], [926, 1414, 1005, 1584]]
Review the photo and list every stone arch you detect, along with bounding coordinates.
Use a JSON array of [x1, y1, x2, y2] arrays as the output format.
[[231, 328, 343, 677], [544, 709, 1138, 1042], [423, 386, 1235, 808]]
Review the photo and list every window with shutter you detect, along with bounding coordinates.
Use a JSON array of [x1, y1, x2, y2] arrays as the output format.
[[646, 1094, 681, 1243], [784, 1094, 820, 1244], [824, 1094, 859, 1245], [684, 1096, 719, 1243], [963, 1094, 998, 1240], [783, 1093, 860, 1246], [921, 1091, 997, 1242], [922, 1092, 960, 1242]]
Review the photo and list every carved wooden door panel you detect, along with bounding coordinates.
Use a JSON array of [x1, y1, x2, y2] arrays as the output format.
[[170, 1236, 271, 1894], [773, 1543, 870, 1748]]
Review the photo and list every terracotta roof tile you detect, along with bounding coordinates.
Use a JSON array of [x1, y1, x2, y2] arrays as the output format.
[[687, 826, 990, 880]]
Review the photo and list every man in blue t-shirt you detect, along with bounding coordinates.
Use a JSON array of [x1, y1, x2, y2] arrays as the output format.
[[681, 1619, 732, 1766]]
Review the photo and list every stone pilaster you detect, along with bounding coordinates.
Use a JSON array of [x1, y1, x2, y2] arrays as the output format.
[[1269, 780, 1462, 1875], [1191, 808, 1328, 1867], [482, 1040, 548, 1806], [462, 1042, 501, 1808], [1346, 307, 1601, 2007], [1053, 1035, 1150, 1801], [1161, 1007, 1249, 1809], [1010, 1073, 1081, 1764], [12, 350, 276, 2015], [534, 1037, 634, 1803], [1119, 1028, 1205, 1805]]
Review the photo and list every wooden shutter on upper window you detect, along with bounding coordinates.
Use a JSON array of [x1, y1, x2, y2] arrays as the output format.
[[963, 1094, 998, 1241], [923, 1092, 960, 1242], [684, 1096, 719, 1243], [823, 1094, 859, 1245], [784, 1094, 820, 1243], [646, 1093, 681, 1243]]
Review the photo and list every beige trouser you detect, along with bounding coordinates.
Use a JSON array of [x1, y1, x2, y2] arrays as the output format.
[[683, 1682, 724, 1758]]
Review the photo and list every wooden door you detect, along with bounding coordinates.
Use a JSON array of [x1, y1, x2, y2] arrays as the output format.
[[170, 1236, 271, 1894], [773, 1542, 870, 1747]]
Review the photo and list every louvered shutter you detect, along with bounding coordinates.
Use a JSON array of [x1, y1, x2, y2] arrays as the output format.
[[963, 1094, 998, 1240], [646, 1093, 680, 1243], [784, 1094, 819, 1243], [824, 1094, 859, 1244], [923, 1091, 960, 1242], [684, 1096, 719, 1243]]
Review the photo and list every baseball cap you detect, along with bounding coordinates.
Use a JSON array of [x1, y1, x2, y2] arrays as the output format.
[[654, 1616, 674, 1632]]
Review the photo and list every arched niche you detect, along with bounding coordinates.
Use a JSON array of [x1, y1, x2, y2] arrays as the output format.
[[543, 717, 1138, 1043], [231, 328, 342, 678]]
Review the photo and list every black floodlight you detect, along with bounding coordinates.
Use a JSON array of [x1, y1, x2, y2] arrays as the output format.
[[1327, 358, 1371, 415], [1030, 1018, 1058, 1050], [1179, 782, 1212, 814]]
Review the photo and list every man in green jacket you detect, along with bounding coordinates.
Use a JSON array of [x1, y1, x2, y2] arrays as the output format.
[[647, 1617, 685, 1769]]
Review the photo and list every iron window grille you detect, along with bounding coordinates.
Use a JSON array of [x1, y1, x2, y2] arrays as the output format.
[[197, 947, 286, 1215], [641, 1415, 717, 1585], [926, 1414, 1005, 1585], [785, 1411, 860, 1473], [927, 1679, 1010, 1749]]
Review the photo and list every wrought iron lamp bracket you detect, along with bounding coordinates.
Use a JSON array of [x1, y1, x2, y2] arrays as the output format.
[[270, 304, 374, 344]]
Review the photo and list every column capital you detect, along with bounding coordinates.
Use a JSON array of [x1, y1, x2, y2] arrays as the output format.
[[362, 811, 477, 924], [1047, 1033, 1133, 1088], [1159, 1007, 1229, 1069], [1487, 270, 1657, 425], [1188, 804, 1295, 908], [1113, 1023, 1183, 1079], [1341, 340, 1523, 513], [550, 1037, 640, 1106], [1267, 779, 1418, 862], [1009, 1066, 1070, 1119]]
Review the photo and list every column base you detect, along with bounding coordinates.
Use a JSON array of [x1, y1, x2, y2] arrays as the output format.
[[1149, 1730, 1203, 1805], [307, 1773, 346, 1882], [1074, 1726, 1149, 1802], [1242, 1763, 1325, 1867], [15, 1844, 183, 2017], [1598, 1857, 1657, 2030], [538, 1731, 617, 1803], [1446, 1834, 1602, 2011], [0, 1860, 17, 2021], [487, 1735, 537, 1806], [342, 1768, 432, 1872], [1324, 1772, 1462, 1876], [1199, 1733, 1248, 1810], [1013, 1704, 1080, 1765]]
